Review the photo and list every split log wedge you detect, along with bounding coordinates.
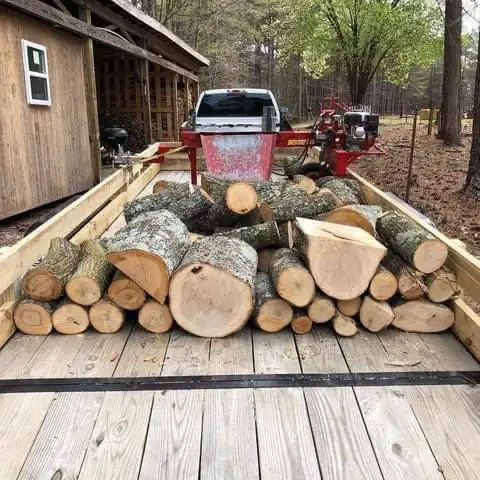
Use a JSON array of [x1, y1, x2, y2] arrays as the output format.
[[424, 268, 459, 303], [307, 293, 336, 324], [138, 299, 173, 333], [107, 271, 147, 310], [381, 250, 424, 299], [291, 309, 313, 334], [89, 297, 125, 333], [65, 240, 115, 306], [359, 296, 394, 333], [169, 236, 257, 338], [52, 299, 89, 334], [332, 311, 358, 337], [269, 248, 316, 307], [214, 222, 280, 250], [376, 211, 448, 274], [320, 205, 383, 236], [295, 218, 387, 300], [21, 238, 81, 301], [252, 272, 293, 332], [392, 299, 455, 333], [14, 299, 55, 335], [369, 265, 398, 301], [337, 297, 362, 317], [104, 210, 190, 304]]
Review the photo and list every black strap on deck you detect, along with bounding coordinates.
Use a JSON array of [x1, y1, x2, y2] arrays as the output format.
[[1, 371, 480, 394]]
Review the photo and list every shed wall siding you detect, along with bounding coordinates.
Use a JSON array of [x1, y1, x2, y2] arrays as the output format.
[[0, 10, 93, 220]]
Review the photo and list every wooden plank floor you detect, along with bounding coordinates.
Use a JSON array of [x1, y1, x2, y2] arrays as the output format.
[[2, 170, 480, 478]]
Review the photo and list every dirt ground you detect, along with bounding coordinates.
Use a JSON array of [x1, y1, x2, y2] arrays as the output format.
[[352, 120, 480, 258]]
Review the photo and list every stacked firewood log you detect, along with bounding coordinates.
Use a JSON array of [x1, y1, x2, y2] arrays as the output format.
[[13, 172, 459, 338]]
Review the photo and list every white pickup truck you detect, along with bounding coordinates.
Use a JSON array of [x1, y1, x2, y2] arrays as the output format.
[[182, 88, 292, 133]]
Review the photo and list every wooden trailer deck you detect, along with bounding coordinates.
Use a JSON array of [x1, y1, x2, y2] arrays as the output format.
[[2, 168, 480, 479]]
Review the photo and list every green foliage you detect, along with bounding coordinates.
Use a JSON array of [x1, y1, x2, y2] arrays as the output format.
[[273, 0, 442, 102]]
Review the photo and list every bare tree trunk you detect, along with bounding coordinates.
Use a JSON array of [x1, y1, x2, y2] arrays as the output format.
[[254, 43, 262, 88], [439, 0, 462, 145]]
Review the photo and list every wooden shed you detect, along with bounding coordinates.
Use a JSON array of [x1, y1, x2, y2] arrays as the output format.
[[0, 0, 209, 221]]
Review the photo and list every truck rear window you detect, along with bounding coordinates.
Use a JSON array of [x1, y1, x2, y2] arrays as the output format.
[[197, 92, 274, 117]]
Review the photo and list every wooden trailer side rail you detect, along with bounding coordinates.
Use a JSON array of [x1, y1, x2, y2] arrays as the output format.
[[349, 169, 480, 360]]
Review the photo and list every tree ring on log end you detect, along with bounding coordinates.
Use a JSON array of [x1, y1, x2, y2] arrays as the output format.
[[256, 299, 293, 332], [107, 250, 170, 303], [52, 304, 89, 334], [138, 302, 173, 334], [169, 263, 254, 338], [14, 304, 52, 335], [226, 183, 257, 214], [89, 301, 124, 333], [276, 268, 316, 307], [65, 277, 102, 306], [413, 240, 448, 274], [22, 270, 61, 301]]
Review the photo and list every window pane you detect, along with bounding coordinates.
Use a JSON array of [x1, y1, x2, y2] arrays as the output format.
[[30, 76, 49, 101], [27, 47, 46, 74], [197, 92, 274, 117]]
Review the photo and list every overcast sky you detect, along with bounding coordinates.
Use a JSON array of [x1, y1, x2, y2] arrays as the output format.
[[461, 0, 480, 32]]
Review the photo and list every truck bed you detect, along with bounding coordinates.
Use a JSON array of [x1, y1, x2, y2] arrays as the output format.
[[1, 169, 480, 479]]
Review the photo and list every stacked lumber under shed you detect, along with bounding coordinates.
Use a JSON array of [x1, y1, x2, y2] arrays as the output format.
[[13, 172, 459, 338]]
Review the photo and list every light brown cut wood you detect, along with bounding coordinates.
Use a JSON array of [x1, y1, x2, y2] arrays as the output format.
[[369, 265, 398, 301], [337, 297, 362, 317], [307, 293, 336, 324], [424, 267, 459, 303], [295, 218, 386, 300], [107, 271, 147, 310], [0, 301, 16, 349], [320, 204, 382, 236], [332, 311, 358, 337], [257, 249, 274, 272], [225, 182, 258, 214], [52, 300, 90, 334], [392, 299, 455, 333], [381, 250, 424, 299], [292, 175, 316, 194], [138, 299, 173, 333], [89, 297, 125, 333], [13, 299, 54, 335], [291, 310, 313, 334], [359, 296, 394, 333]]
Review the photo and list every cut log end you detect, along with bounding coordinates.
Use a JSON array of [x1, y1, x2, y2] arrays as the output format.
[[292, 175, 316, 195], [425, 268, 458, 303], [332, 311, 358, 337], [65, 277, 102, 306], [291, 312, 313, 334], [107, 250, 170, 304], [255, 298, 293, 333], [170, 263, 254, 338], [21, 269, 62, 302], [52, 302, 90, 334], [108, 272, 147, 310], [225, 183, 258, 214], [138, 300, 173, 333], [276, 267, 315, 307], [369, 268, 398, 301], [359, 296, 394, 333], [307, 294, 336, 323], [14, 301, 53, 335], [413, 239, 449, 274], [337, 297, 362, 317], [89, 298, 125, 333]]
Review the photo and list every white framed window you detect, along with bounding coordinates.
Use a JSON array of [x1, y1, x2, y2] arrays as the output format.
[[21, 39, 51, 106]]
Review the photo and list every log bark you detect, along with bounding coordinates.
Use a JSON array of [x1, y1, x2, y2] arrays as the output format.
[[278, 221, 295, 248], [104, 210, 190, 304], [320, 178, 363, 204], [291, 309, 313, 334], [89, 297, 125, 333], [381, 250, 425, 299], [214, 222, 280, 250], [295, 218, 387, 300], [138, 298, 173, 333], [307, 293, 336, 323], [21, 238, 81, 301], [376, 211, 448, 273], [65, 241, 115, 306], [391, 298, 455, 333], [332, 311, 358, 337], [13, 299, 55, 335], [257, 249, 274, 272], [152, 179, 182, 194], [292, 175, 316, 194], [252, 272, 293, 332], [107, 271, 147, 310], [320, 205, 383, 236], [269, 248, 316, 307], [337, 297, 362, 317], [169, 236, 257, 337], [424, 267, 459, 303], [369, 265, 398, 301], [52, 298, 90, 334], [124, 184, 214, 233], [359, 296, 394, 332]]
